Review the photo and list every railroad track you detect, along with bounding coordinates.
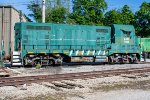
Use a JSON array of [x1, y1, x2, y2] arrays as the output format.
[[62, 62, 150, 66], [0, 67, 10, 77], [0, 67, 150, 87]]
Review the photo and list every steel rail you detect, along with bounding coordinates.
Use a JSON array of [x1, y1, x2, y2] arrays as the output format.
[[0, 67, 150, 87]]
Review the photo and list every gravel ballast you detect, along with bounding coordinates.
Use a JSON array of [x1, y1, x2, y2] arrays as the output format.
[[7, 63, 150, 77], [0, 72, 150, 100]]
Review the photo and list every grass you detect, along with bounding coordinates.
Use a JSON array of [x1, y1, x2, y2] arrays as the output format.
[[35, 64, 42, 69]]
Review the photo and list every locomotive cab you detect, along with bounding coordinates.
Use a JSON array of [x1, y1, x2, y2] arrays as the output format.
[[108, 24, 141, 63]]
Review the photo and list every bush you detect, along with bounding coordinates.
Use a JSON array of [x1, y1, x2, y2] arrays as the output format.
[[36, 64, 41, 69]]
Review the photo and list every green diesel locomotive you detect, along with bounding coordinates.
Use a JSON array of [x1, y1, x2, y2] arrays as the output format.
[[12, 22, 141, 66]]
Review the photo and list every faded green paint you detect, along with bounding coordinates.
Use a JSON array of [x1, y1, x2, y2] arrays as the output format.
[[109, 24, 140, 55], [14, 22, 111, 58], [14, 22, 141, 61], [138, 38, 150, 52]]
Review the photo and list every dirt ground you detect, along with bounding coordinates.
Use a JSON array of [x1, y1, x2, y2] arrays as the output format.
[[0, 72, 150, 100], [6, 63, 150, 77]]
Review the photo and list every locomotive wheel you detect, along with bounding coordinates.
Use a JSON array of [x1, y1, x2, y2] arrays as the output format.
[[33, 60, 39, 65], [133, 57, 138, 64], [128, 58, 133, 64], [118, 58, 123, 64], [108, 56, 114, 64]]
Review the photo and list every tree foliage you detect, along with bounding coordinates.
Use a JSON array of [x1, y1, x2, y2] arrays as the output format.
[[104, 9, 121, 25], [70, 0, 107, 25], [104, 5, 135, 25], [27, 0, 69, 23], [46, 7, 67, 23], [28, 0, 42, 22], [120, 5, 135, 24], [135, 2, 150, 37]]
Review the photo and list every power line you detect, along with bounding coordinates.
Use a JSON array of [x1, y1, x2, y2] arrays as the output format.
[[0, 1, 141, 8]]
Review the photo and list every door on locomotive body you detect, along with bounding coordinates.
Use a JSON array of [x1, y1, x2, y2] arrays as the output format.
[[95, 26, 111, 50]]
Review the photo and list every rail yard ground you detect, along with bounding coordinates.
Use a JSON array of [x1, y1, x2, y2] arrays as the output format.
[[0, 71, 150, 100], [7, 60, 150, 77], [0, 60, 150, 100]]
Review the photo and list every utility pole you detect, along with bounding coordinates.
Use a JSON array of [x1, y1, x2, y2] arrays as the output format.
[[42, 0, 45, 23], [19, 10, 23, 22]]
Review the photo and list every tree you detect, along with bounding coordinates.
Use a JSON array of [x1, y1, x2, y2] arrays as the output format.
[[103, 9, 121, 25], [27, 0, 69, 23], [104, 5, 134, 25], [120, 5, 135, 24], [28, 0, 42, 22], [135, 2, 150, 37], [70, 0, 107, 25], [46, 7, 67, 23]]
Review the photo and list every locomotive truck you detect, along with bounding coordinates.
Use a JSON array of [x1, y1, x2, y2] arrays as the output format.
[[12, 22, 141, 66]]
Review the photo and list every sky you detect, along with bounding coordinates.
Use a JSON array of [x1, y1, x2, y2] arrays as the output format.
[[105, 0, 149, 12], [0, 0, 149, 21]]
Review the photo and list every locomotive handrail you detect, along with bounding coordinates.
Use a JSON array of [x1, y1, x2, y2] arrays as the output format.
[[22, 44, 108, 50], [112, 44, 140, 50]]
